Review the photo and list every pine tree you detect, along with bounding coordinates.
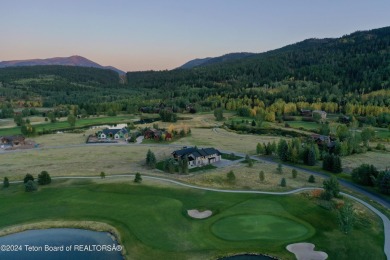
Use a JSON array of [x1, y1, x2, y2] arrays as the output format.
[[307, 148, 316, 166], [37, 171, 51, 185], [146, 149, 156, 168], [277, 139, 289, 161], [332, 155, 342, 173], [256, 143, 264, 154], [280, 178, 286, 187], [181, 156, 189, 174], [134, 172, 142, 183], [3, 177, 9, 188], [308, 175, 316, 183], [292, 169, 298, 179]]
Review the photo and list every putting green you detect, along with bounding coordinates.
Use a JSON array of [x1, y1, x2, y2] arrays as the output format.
[[211, 214, 310, 241]]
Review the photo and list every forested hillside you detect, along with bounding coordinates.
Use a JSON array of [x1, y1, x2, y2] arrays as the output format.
[[128, 26, 390, 94], [0, 27, 389, 126]]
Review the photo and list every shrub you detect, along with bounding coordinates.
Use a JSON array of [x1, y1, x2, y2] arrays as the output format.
[[3, 177, 9, 188], [25, 180, 37, 192], [227, 170, 236, 184], [292, 169, 298, 178], [259, 171, 265, 182], [134, 172, 142, 183], [23, 174, 34, 184], [280, 178, 286, 187], [37, 171, 51, 185], [351, 164, 378, 186]]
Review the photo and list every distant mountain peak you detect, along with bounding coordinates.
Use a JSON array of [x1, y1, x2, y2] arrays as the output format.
[[0, 55, 125, 75]]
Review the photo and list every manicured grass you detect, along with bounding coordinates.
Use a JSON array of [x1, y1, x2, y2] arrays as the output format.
[[0, 181, 384, 260], [211, 214, 311, 241], [286, 121, 320, 130], [0, 115, 136, 136]]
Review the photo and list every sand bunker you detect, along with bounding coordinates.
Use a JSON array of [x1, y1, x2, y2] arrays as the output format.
[[286, 243, 328, 260], [187, 209, 212, 219]]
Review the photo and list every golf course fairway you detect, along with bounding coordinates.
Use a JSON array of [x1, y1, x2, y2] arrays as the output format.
[[212, 214, 310, 241], [0, 179, 385, 260]]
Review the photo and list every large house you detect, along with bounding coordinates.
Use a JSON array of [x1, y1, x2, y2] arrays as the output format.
[[172, 147, 221, 168], [312, 110, 327, 120], [98, 127, 128, 140], [0, 135, 25, 147]]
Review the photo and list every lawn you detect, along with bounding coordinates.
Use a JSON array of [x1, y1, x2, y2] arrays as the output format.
[[286, 121, 320, 130], [0, 115, 136, 136], [0, 180, 384, 260]]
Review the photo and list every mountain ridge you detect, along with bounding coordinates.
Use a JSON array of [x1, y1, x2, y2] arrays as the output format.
[[0, 55, 125, 75]]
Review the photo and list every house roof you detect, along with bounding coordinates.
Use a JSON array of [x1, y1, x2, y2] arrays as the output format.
[[172, 147, 221, 159], [312, 110, 327, 114], [102, 128, 128, 136]]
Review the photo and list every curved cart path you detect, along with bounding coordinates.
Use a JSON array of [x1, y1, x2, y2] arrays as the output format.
[[9, 174, 390, 259]]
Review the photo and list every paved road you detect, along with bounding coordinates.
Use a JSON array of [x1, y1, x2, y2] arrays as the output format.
[[9, 174, 390, 259], [2, 138, 390, 257]]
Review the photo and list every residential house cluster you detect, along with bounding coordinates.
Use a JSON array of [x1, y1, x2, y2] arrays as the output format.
[[97, 127, 129, 140], [300, 109, 327, 119]]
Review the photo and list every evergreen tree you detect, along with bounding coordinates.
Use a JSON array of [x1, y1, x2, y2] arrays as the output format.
[[25, 180, 37, 192], [351, 164, 378, 186], [146, 149, 157, 168], [277, 139, 289, 161], [37, 171, 51, 185], [280, 178, 286, 187], [24, 174, 34, 184], [213, 108, 224, 121], [100, 171, 106, 179], [181, 156, 189, 174], [3, 177, 9, 188], [378, 171, 390, 195], [307, 148, 317, 166], [292, 169, 298, 179], [332, 155, 343, 173], [134, 172, 142, 183], [308, 175, 316, 183], [322, 153, 332, 171], [256, 143, 264, 154]]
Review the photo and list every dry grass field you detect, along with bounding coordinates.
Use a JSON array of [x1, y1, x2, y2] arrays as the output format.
[[173, 128, 285, 154], [0, 141, 323, 192], [175, 160, 323, 191], [0, 145, 171, 181], [342, 151, 390, 172]]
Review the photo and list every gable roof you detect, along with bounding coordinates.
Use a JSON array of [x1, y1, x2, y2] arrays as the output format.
[[102, 127, 128, 136], [172, 147, 220, 159]]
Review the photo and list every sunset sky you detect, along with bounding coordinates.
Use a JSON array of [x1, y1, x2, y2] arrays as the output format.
[[1, 0, 389, 72]]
